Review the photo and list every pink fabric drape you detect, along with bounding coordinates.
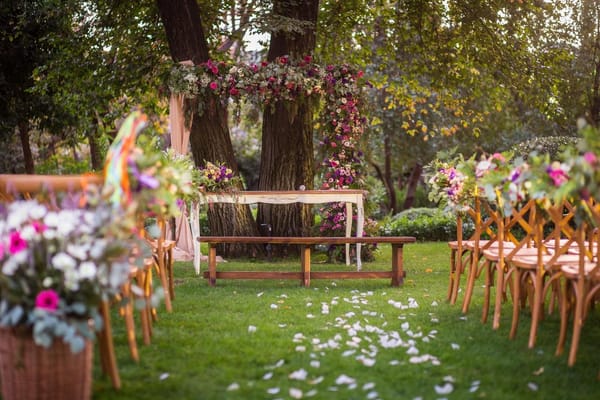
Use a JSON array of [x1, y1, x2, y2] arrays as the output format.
[[169, 93, 194, 261]]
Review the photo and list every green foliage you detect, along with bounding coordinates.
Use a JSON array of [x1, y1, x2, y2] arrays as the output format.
[[35, 153, 91, 174], [379, 207, 474, 241]]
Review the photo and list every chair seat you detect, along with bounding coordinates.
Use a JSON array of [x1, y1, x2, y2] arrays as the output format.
[[560, 262, 600, 279]]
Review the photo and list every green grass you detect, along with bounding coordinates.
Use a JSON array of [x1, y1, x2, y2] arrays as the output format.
[[92, 242, 600, 399]]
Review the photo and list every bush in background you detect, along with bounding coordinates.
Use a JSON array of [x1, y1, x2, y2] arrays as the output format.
[[379, 207, 474, 242]]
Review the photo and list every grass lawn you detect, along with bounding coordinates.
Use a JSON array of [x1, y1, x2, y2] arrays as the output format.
[[92, 242, 600, 399]]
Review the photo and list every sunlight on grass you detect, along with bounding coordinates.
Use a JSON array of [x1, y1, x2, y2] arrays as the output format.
[[93, 242, 599, 400]]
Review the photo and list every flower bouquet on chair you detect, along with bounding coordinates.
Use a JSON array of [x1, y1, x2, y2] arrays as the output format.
[[0, 185, 136, 400]]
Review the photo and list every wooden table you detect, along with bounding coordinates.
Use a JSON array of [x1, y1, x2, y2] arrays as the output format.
[[191, 190, 366, 274]]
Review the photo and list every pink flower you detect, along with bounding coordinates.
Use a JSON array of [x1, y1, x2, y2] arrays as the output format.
[[583, 152, 598, 166], [31, 221, 46, 233], [35, 289, 60, 312], [9, 231, 27, 254], [547, 165, 568, 186], [209, 81, 218, 90], [0, 243, 4, 259]]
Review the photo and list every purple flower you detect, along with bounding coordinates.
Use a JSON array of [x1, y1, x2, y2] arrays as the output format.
[[138, 174, 160, 189]]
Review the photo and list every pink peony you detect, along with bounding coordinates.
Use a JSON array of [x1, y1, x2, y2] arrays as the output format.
[[35, 289, 60, 312], [9, 231, 27, 254], [209, 81, 218, 90]]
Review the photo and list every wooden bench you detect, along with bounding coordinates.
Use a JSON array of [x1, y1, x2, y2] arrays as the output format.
[[198, 236, 416, 287]]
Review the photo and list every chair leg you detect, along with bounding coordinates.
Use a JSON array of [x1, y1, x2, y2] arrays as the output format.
[[509, 268, 522, 340], [447, 249, 457, 302], [120, 281, 139, 362], [97, 300, 121, 390]]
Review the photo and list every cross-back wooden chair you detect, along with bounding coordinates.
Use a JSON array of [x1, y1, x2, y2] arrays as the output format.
[[507, 200, 582, 348], [459, 197, 514, 315], [478, 198, 538, 330], [555, 200, 600, 374], [447, 200, 478, 305]]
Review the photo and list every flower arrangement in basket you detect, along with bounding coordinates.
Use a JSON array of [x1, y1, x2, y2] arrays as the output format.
[[197, 160, 244, 193], [0, 186, 136, 353]]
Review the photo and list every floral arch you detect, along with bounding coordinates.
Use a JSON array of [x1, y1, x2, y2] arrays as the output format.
[[168, 56, 368, 238]]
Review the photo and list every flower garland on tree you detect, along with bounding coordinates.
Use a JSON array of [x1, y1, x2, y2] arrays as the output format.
[[169, 58, 370, 248]]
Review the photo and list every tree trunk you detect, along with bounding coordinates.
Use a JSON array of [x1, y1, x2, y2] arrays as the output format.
[[257, 0, 319, 255], [18, 120, 34, 174], [383, 130, 397, 214], [157, 0, 260, 257], [402, 163, 423, 210]]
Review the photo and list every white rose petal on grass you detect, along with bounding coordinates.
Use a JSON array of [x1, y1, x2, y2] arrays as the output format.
[[406, 346, 419, 355], [267, 387, 280, 394], [363, 382, 376, 391], [257, 292, 264, 297], [289, 369, 308, 380], [434, 382, 454, 395], [335, 374, 356, 385], [306, 314, 315, 319], [451, 343, 460, 350], [431, 301, 439, 306], [289, 388, 303, 399], [270, 304, 278, 309], [305, 389, 318, 397], [159, 373, 169, 380], [309, 376, 324, 385], [248, 325, 257, 333], [263, 372, 274, 380], [296, 345, 306, 352], [528, 382, 539, 391], [310, 360, 320, 368], [227, 382, 240, 391], [367, 391, 379, 399]]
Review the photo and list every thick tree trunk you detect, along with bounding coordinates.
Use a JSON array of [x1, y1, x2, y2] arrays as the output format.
[[157, 0, 260, 257], [257, 0, 319, 255], [402, 163, 423, 210], [18, 120, 34, 174]]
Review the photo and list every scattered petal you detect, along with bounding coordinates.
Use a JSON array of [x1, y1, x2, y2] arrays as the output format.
[[367, 391, 379, 399], [263, 371, 274, 380], [159, 373, 169, 380], [289, 387, 303, 399], [296, 345, 306, 352], [336, 374, 356, 385], [528, 382, 539, 391], [248, 325, 257, 333], [227, 382, 240, 391], [431, 301, 438, 306], [434, 382, 454, 395], [363, 382, 376, 391], [310, 360, 320, 368], [271, 304, 278, 309], [305, 389, 318, 397], [309, 376, 324, 385], [306, 314, 315, 319], [257, 292, 264, 297], [533, 367, 544, 376], [267, 387, 280, 394], [451, 343, 460, 350], [289, 369, 308, 380]]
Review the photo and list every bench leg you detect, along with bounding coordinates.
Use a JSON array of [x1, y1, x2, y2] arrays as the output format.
[[391, 244, 405, 287], [301, 245, 311, 287], [208, 245, 217, 286]]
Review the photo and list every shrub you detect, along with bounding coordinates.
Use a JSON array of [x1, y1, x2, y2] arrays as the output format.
[[379, 207, 474, 242]]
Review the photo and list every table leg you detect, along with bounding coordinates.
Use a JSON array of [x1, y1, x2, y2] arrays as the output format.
[[301, 245, 311, 287], [208, 245, 217, 286]]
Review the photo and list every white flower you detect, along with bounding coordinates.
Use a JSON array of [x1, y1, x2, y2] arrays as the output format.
[[78, 262, 97, 280], [52, 252, 77, 271]]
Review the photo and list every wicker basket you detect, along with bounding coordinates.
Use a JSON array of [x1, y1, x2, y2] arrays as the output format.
[[0, 327, 93, 400]]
